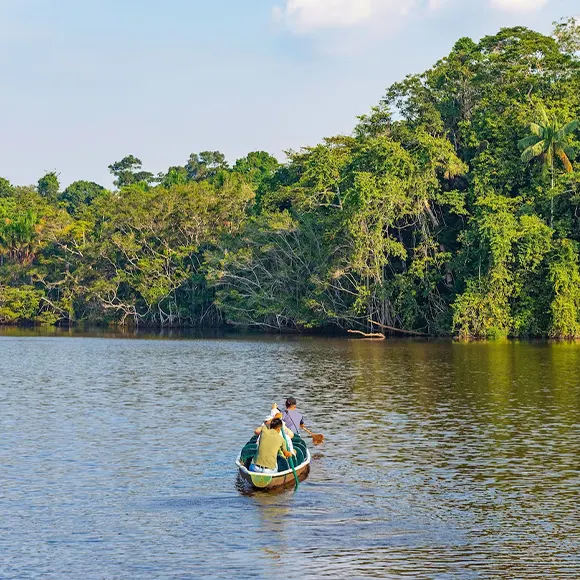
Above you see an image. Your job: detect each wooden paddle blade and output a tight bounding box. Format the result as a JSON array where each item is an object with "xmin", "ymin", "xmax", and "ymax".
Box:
[{"xmin": 311, "ymin": 433, "xmax": 324, "ymax": 445}]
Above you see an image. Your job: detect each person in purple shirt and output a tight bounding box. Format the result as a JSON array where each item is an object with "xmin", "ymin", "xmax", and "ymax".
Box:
[{"xmin": 281, "ymin": 397, "xmax": 306, "ymax": 435}]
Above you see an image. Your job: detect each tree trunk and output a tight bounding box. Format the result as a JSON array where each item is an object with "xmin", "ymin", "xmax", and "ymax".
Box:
[
  {"xmin": 368, "ymin": 318, "xmax": 428, "ymax": 336},
  {"xmin": 551, "ymin": 155, "xmax": 555, "ymax": 228},
  {"xmin": 347, "ymin": 330, "xmax": 385, "ymax": 339}
]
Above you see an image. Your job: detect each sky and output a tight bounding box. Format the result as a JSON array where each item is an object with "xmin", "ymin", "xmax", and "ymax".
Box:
[{"xmin": 0, "ymin": 0, "xmax": 577, "ymax": 188}]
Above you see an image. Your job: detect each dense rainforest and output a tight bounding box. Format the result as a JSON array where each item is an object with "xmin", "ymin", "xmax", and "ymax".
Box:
[{"xmin": 1, "ymin": 20, "xmax": 580, "ymax": 338}]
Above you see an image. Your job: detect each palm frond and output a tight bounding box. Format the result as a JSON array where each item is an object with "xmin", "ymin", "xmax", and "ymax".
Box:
[
  {"xmin": 556, "ymin": 119, "xmax": 579, "ymax": 141},
  {"xmin": 538, "ymin": 107, "xmax": 550, "ymax": 127},
  {"xmin": 556, "ymin": 147, "xmax": 573, "ymax": 173},
  {"xmin": 528, "ymin": 123, "xmax": 544, "ymax": 137},
  {"xmin": 518, "ymin": 135, "xmax": 540, "ymax": 150},
  {"xmin": 521, "ymin": 140, "xmax": 547, "ymax": 163}
]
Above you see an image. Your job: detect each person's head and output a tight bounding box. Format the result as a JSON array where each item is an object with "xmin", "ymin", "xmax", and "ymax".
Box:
[
  {"xmin": 265, "ymin": 408, "xmax": 282, "ymax": 423},
  {"xmin": 285, "ymin": 397, "xmax": 297, "ymax": 409},
  {"xmin": 270, "ymin": 417, "xmax": 283, "ymax": 431}
]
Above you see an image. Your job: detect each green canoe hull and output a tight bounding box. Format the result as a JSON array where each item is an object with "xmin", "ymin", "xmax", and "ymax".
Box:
[{"xmin": 236, "ymin": 450, "xmax": 311, "ymax": 490}]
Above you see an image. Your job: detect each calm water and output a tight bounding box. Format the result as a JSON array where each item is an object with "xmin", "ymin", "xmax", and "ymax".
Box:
[{"xmin": 1, "ymin": 331, "xmax": 579, "ymax": 579}]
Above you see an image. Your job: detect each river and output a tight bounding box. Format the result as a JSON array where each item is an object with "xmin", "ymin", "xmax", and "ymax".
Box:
[{"xmin": 1, "ymin": 331, "xmax": 579, "ymax": 578}]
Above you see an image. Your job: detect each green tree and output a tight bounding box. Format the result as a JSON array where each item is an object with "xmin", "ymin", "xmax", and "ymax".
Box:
[
  {"xmin": 0, "ymin": 177, "xmax": 13, "ymax": 198},
  {"xmin": 158, "ymin": 166, "xmax": 188, "ymax": 188},
  {"xmin": 553, "ymin": 17, "xmax": 580, "ymax": 54},
  {"xmin": 59, "ymin": 180, "xmax": 106, "ymax": 214},
  {"xmin": 64, "ymin": 175, "xmax": 254, "ymax": 326},
  {"xmin": 108, "ymin": 155, "xmax": 154, "ymax": 188},
  {"xmin": 37, "ymin": 171, "xmax": 60, "ymax": 201},
  {"xmin": 0, "ymin": 201, "xmax": 39, "ymax": 265},
  {"xmin": 0, "ymin": 285, "xmax": 44, "ymax": 324},
  {"xmin": 186, "ymin": 151, "xmax": 228, "ymax": 182},
  {"xmin": 519, "ymin": 108, "xmax": 578, "ymax": 224},
  {"xmin": 233, "ymin": 151, "xmax": 279, "ymax": 189},
  {"xmin": 548, "ymin": 239, "xmax": 580, "ymax": 338}
]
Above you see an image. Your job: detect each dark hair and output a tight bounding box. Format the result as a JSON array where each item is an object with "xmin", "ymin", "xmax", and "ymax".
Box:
[
  {"xmin": 285, "ymin": 397, "xmax": 297, "ymax": 408},
  {"xmin": 270, "ymin": 418, "xmax": 283, "ymax": 430}
]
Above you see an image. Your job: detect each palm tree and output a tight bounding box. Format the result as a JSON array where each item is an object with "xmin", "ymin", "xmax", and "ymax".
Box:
[
  {"xmin": 0, "ymin": 210, "xmax": 38, "ymax": 264},
  {"xmin": 519, "ymin": 108, "xmax": 578, "ymax": 226}
]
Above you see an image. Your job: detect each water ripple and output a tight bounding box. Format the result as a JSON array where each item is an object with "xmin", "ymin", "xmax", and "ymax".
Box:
[{"xmin": 1, "ymin": 335, "xmax": 580, "ymax": 578}]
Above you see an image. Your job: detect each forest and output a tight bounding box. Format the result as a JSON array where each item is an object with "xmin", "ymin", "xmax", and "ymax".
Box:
[{"xmin": 1, "ymin": 20, "xmax": 580, "ymax": 338}]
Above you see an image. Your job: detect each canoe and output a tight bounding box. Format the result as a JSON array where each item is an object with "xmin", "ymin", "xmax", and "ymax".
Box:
[{"xmin": 236, "ymin": 433, "xmax": 311, "ymax": 490}]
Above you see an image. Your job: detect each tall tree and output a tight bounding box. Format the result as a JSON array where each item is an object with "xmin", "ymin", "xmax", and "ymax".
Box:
[
  {"xmin": 553, "ymin": 16, "xmax": 580, "ymax": 55},
  {"xmin": 519, "ymin": 108, "xmax": 578, "ymax": 224},
  {"xmin": 186, "ymin": 151, "xmax": 228, "ymax": 182},
  {"xmin": 59, "ymin": 180, "xmax": 106, "ymax": 215},
  {"xmin": 108, "ymin": 155, "xmax": 154, "ymax": 188},
  {"xmin": 233, "ymin": 151, "xmax": 279, "ymax": 189},
  {"xmin": 37, "ymin": 171, "xmax": 60, "ymax": 201}
]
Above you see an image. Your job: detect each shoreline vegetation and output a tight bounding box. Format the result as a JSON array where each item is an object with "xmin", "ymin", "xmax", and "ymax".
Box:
[{"xmin": 1, "ymin": 20, "xmax": 580, "ymax": 339}]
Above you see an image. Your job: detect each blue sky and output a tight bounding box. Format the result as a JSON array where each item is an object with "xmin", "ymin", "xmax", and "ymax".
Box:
[{"xmin": 0, "ymin": 0, "xmax": 577, "ymax": 187}]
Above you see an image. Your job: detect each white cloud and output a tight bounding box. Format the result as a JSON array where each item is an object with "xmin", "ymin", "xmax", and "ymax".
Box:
[
  {"xmin": 274, "ymin": 0, "xmax": 553, "ymax": 35},
  {"xmin": 489, "ymin": 0, "xmax": 549, "ymax": 13},
  {"xmin": 428, "ymin": 0, "xmax": 449, "ymax": 10},
  {"xmin": 274, "ymin": 0, "xmax": 421, "ymax": 34}
]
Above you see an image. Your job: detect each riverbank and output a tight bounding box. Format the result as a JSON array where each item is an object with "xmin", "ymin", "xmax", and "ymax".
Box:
[{"xmin": 3, "ymin": 324, "xmax": 580, "ymax": 346}]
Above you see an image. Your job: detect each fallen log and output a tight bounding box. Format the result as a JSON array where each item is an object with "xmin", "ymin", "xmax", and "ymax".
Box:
[
  {"xmin": 348, "ymin": 329, "xmax": 386, "ymax": 339},
  {"xmin": 367, "ymin": 319, "xmax": 428, "ymax": 337}
]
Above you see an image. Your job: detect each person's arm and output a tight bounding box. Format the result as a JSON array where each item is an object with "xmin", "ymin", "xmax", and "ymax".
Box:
[
  {"xmin": 279, "ymin": 437, "xmax": 292, "ymax": 458},
  {"xmin": 254, "ymin": 425, "xmax": 263, "ymax": 435},
  {"xmin": 283, "ymin": 426, "xmax": 297, "ymax": 454}
]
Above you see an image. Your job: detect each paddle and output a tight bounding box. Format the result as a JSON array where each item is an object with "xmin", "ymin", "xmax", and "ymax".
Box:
[
  {"xmin": 279, "ymin": 405, "xmax": 324, "ymax": 445},
  {"xmin": 302, "ymin": 425, "xmax": 324, "ymax": 445}
]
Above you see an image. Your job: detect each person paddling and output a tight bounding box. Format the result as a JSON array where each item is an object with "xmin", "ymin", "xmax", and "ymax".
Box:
[
  {"xmin": 281, "ymin": 397, "xmax": 306, "ymax": 435},
  {"xmin": 281, "ymin": 396, "xmax": 324, "ymax": 444},
  {"xmin": 250, "ymin": 418, "xmax": 293, "ymax": 474}
]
